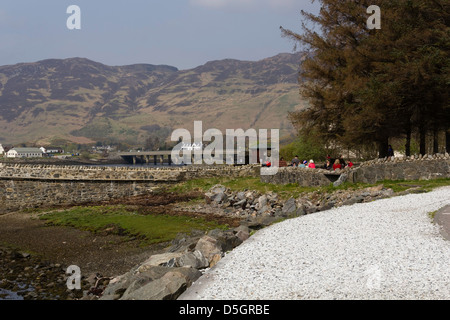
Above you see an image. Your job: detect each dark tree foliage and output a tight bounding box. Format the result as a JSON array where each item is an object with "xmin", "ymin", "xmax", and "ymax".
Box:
[{"xmin": 282, "ymin": 0, "xmax": 449, "ymax": 157}]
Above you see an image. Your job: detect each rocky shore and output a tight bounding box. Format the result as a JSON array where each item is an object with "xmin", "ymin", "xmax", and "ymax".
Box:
[
  {"xmin": 0, "ymin": 182, "xmax": 433, "ymax": 300},
  {"xmin": 97, "ymin": 182, "xmax": 419, "ymax": 300}
]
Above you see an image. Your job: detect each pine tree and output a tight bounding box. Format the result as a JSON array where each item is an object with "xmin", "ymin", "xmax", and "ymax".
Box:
[{"xmin": 282, "ymin": 0, "xmax": 449, "ymax": 157}]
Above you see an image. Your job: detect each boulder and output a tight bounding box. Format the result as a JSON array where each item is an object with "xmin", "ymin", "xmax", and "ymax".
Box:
[
  {"xmin": 167, "ymin": 231, "xmax": 203, "ymax": 253},
  {"xmin": 233, "ymin": 199, "xmax": 247, "ymax": 209},
  {"xmin": 195, "ymin": 235, "xmax": 223, "ymax": 267},
  {"xmin": 174, "ymin": 250, "xmax": 209, "ymax": 269},
  {"xmin": 281, "ymin": 198, "xmax": 297, "ymax": 216},
  {"xmin": 120, "ymin": 268, "xmax": 202, "ymax": 300},
  {"xmin": 138, "ymin": 252, "xmax": 184, "ymax": 271},
  {"xmin": 100, "ymin": 266, "xmax": 171, "ymax": 300},
  {"xmin": 333, "ymin": 173, "xmax": 348, "ymax": 187},
  {"xmin": 208, "ymin": 229, "xmax": 243, "ymax": 252},
  {"xmin": 205, "ymin": 184, "xmax": 228, "ymax": 204},
  {"xmin": 257, "ymin": 195, "xmax": 268, "ymax": 209},
  {"xmin": 236, "ymin": 192, "xmax": 246, "ymax": 201},
  {"xmin": 234, "ymin": 225, "xmax": 250, "ymax": 242}
]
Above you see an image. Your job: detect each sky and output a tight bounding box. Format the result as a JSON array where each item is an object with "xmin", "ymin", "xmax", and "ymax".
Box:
[{"xmin": 0, "ymin": 0, "xmax": 320, "ymax": 70}]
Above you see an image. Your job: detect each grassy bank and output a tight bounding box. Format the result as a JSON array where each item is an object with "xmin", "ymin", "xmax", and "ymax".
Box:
[
  {"xmin": 168, "ymin": 176, "xmax": 450, "ymax": 199},
  {"xmin": 35, "ymin": 177, "xmax": 450, "ymax": 246},
  {"xmin": 39, "ymin": 205, "xmax": 228, "ymax": 246}
]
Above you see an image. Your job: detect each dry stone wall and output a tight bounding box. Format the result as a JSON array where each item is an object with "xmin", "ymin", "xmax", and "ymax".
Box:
[
  {"xmin": 260, "ymin": 167, "xmax": 339, "ymax": 186},
  {"xmin": 348, "ymin": 154, "xmax": 450, "ymax": 184},
  {"xmin": 261, "ymin": 153, "xmax": 450, "ymax": 186},
  {"xmin": 0, "ymin": 163, "xmax": 259, "ymax": 214}
]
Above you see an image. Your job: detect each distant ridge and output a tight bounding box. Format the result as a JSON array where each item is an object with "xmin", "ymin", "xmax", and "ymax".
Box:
[{"xmin": 0, "ymin": 52, "xmax": 307, "ymax": 145}]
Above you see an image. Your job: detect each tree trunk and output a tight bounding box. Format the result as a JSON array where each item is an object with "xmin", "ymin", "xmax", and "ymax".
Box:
[
  {"xmin": 446, "ymin": 130, "xmax": 450, "ymax": 154},
  {"xmin": 405, "ymin": 120, "xmax": 411, "ymax": 157},
  {"xmin": 419, "ymin": 124, "xmax": 426, "ymax": 155},
  {"xmin": 433, "ymin": 128, "xmax": 439, "ymax": 154},
  {"xmin": 377, "ymin": 136, "xmax": 388, "ymax": 158}
]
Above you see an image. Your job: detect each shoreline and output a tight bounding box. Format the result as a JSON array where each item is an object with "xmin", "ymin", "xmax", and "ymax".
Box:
[{"xmin": 1, "ymin": 180, "xmax": 449, "ymax": 300}]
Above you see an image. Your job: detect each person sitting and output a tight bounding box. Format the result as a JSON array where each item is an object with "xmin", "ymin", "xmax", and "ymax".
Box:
[
  {"xmin": 261, "ymin": 160, "xmax": 271, "ymax": 167},
  {"xmin": 299, "ymin": 160, "xmax": 307, "ymax": 168},
  {"xmin": 291, "ymin": 156, "xmax": 300, "ymax": 167},
  {"xmin": 323, "ymin": 159, "xmax": 332, "ymax": 170},
  {"xmin": 333, "ymin": 159, "xmax": 342, "ymax": 171},
  {"xmin": 347, "ymin": 160, "xmax": 354, "ymax": 168},
  {"xmin": 387, "ymin": 145, "xmax": 394, "ymax": 159},
  {"xmin": 308, "ymin": 159, "xmax": 316, "ymax": 168}
]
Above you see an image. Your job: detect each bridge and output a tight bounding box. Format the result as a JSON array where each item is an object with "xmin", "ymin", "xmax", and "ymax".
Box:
[
  {"xmin": 118, "ymin": 150, "xmax": 254, "ymax": 165},
  {"xmin": 119, "ymin": 151, "xmax": 176, "ymax": 165}
]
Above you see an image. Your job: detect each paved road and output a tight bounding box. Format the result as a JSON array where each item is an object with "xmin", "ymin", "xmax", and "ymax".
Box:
[{"xmin": 435, "ymin": 205, "xmax": 450, "ymax": 241}]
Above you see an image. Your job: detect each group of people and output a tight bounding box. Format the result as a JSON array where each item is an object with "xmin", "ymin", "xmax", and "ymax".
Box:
[
  {"xmin": 289, "ymin": 155, "xmax": 353, "ymax": 171},
  {"xmin": 289, "ymin": 156, "xmax": 316, "ymax": 168}
]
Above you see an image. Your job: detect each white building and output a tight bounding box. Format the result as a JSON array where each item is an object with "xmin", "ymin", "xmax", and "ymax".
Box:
[
  {"xmin": 6, "ymin": 147, "xmax": 43, "ymax": 158},
  {"xmin": 0, "ymin": 144, "xmax": 4, "ymax": 155},
  {"xmin": 40, "ymin": 146, "xmax": 64, "ymax": 154}
]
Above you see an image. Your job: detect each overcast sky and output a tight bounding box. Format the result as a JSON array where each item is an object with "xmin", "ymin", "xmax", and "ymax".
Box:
[{"xmin": 0, "ymin": 0, "xmax": 320, "ymax": 70}]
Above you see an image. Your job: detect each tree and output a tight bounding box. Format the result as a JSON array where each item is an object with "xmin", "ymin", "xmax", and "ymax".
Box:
[
  {"xmin": 282, "ymin": 0, "xmax": 449, "ymax": 157},
  {"xmin": 145, "ymin": 136, "xmax": 161, "ymax": 151}
]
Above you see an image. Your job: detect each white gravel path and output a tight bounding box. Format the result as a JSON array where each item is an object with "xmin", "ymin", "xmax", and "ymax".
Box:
[{"xmin": 179, "ymin": 186, "xmax": 450, "ymax": 300}]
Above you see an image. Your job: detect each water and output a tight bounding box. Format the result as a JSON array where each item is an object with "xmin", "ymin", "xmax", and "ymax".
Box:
[
  {"xmin": 0, "ymin": 288, "xmax": 24, "ymax": 300},
  {"xmin": 0, "ymin": 282, "xmax": 33, "ymax": 300}
]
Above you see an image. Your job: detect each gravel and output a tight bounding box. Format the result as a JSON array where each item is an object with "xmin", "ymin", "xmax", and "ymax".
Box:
[{"xmin": 179, "ymin": 186, "xmax": 450, "ymax": 300}]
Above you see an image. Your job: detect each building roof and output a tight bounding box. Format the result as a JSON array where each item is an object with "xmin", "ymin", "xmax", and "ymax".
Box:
[{"xmin": 9, "ymin": 148, "xmax": 43, "ymax": 153}]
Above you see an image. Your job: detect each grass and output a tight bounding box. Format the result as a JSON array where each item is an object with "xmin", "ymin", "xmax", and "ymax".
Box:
[
  {"xmin": 39, "ymin": 205, "xmax": 228, "ymax": 245},
  {"xmin": 34, "ymin": 177, "xmax": 450, "ymax": 246},
  {"xmin": 168, "ymin": 176, "xmax": 321, "ymax": 200},
  {"xmin": 168, "ymin": 176, "xmax": 450, "ymax": 200},
  {"xmin": 428, "ymin": 210, "xmax": 437, "ymax": 220}
]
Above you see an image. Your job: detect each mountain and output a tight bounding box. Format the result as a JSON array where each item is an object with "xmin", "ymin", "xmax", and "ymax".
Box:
[{"xmin": 0, "ymin": 53, "xmax": 307, "ymax": 146}]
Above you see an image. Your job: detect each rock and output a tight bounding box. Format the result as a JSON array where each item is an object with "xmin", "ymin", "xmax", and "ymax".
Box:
[
  {"xmin": 257, "ymin": 195, "xmax": 268, "ymax": 209},
  {"xmin": 195, "ymin": 236, "xmax": 223, "ymax": 267},
  {"xmin": 99, "ymin": 271, "xmax": 135, "ymax": 300},
  {"xmin": 333, "ymin": 174, "xmax": 348, "ymax": 187},
  {"xmin": 242, "ymin": 215, "xmax": 280, "ymax": 229},
  {"xmin": 342, "ymin": 195, "xmax": 365, "ymax": 206},
  {"xmin": 208, "ymin": 229, "xmax": 243, "ymax": 252},
  {"xmin": 235, "ymin": 229, "xmax": 250, "ymax": 242},
  {"xmin": 236, "ymin": 192, "xmax": 246, "ymax": 201},
  {"xmin": 281, "ymin": 198, "xmax": 297, "ymax": 215},
  {"xmin": 168, "ymin": 231, "xmax": 203, "ymax": 253},
  {"xmin": 209, "ymin": 254, "xmax": 222, "ymax": 268},
  {"xmin": 174, "ymin": 250, "xmax": 209, "ymax": 269},
  {"xmin": 234, "ymin": 225, "xmax": 250, "ymax": 242},
  {"xmin": 120, "ymin": 268, "xmax": 202, "ymax": 300},
  {"xmin": 138, "ymin": 253, "xmax": 185, "ymax": 270},
  {"xmin": 101, "ymin": 266, "xmax": 174, "ymax": 300},
  {"xmin": 213, "ymin": 192, "xmax": 227, "ymax": 204},
  {"xmin": 233, "ymin": 199, "xmax": 247, "ymax": 208},
  {"xmin": 209, "ymin": 184, "xmax": 227, "ymax": 194}
]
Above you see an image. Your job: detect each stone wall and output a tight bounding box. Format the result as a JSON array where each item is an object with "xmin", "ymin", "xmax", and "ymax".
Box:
[
  {"xmin": 260, "ymin": 167, "xmax": 340, "ymax": 187},
  {"xmin": 348, "ymin": 154, "xmax": 450, "ymax": 184},
  {"xmin": 0, "ymin": 163, "xmax": 259, "ymax": 214},
  {"xmin": 0, "ymin": 179, "xmax": 161, "ymax": 214},
  {"xmin": 260, "ymin": 154, "xmax": 450, "ymax": 186},
  {"xmin": 0, "ymin": 163, "xmax": 259, "ymax": 181}
]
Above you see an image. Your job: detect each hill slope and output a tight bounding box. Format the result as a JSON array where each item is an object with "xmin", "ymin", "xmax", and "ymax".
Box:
[{"xmin": 0, "ymin": 53, "xmax": 306, "ymax": 146}]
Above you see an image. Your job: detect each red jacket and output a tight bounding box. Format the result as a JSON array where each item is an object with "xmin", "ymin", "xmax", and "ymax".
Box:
[{"xmin": 333, "ymin": 164, "xmax": 341, "ymax": 170}]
